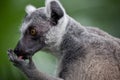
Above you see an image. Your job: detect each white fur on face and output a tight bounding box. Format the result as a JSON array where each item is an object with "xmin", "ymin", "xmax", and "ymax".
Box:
[
  {"xmin": 45, "ymin": 0, "xmax": 68, "ymax": 53},
  {"xmin": 25, "ymin": 5, "xmax": 36, "ymax": 15},
  {"xmin": 21, "ymin": 5, "xmax": 36, "ymax": 33},
  {"xmin": 20, "ymin": 20, "xmax": 32, "ymax": 34},
  {"xmin": 45, "ymin": 14, "xmax": 69, "ymax": 52}
]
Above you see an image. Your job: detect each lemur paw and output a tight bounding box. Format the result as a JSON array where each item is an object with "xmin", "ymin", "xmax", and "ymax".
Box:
[
  {"xmin": 7, "ymin": 49, "xmax": 36, "ymax": 70},
  {"xmin": 7, "ymin": 49, "xmax": 27, "ymax": 67}
]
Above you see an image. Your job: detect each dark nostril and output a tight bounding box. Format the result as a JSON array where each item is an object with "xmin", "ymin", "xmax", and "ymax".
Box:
[
  {"xmin": 14, "ymin": 48, "xmax": 19, "ymax": 54},
  {"xmin": 14, "ymin": 41, "xmax": 23, "ymax": 55}
]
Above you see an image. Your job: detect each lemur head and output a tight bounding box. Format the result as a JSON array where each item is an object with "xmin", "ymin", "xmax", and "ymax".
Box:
[{"xmin": 14, "ymin": 0, "xmax": 68, "ymax": 59}]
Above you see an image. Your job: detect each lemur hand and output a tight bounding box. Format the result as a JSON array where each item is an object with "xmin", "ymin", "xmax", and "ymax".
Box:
[{"xmin": 7, "ymin": 49, "xmax": 36, "ymax": 72}]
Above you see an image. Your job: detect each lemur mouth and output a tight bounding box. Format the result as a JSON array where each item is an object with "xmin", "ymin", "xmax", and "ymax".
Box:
[
  {"xmin": 17, "ymin": 54, "xmax": 30, "ymax": 60},
  {"xmin": 17, "ymin": 53, "xmax": 30, "ymax": 60},
  {"xmin": 14, "ymin": 50, "xmax": 32, "ymax": 60}
]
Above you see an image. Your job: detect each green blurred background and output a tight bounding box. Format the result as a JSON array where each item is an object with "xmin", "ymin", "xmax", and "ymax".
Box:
[{"xmin": 0, "ymin": 0, "xmax": 120, "ymax": 80}]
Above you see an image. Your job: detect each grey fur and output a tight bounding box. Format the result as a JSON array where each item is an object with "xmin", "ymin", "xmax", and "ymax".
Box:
[{"xmin": 7, "ymin": 0, "xmax": 120, "ymax": 80}]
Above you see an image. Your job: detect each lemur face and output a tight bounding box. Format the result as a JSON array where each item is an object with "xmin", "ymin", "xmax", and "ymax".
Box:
[
  {"xmin": 14, "ymin": 8, "xmax": 49, "ymax": 59},
  {"xmin": 14, "ymin": 0, "xmax": 67, "ymax": 59}
]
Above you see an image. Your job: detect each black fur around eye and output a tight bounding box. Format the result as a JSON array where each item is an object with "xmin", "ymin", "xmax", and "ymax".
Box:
[{"xmin": 29, "ymin": 28, "xmax": 37, "ymax": 36}]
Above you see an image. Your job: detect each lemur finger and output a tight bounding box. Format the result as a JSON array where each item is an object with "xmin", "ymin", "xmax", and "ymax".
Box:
[
  {"xmin": 28, "ymin": 56, "xmax": 36, "ymax": 68},
  {"xmin": 7, "ymin": 49, "xmax": 25, "ymax": 64},
  {"xmin": 28, "ymin": 56, "xmax": 32, "ymax": 64},
  {"xmin": 7, "ymin": 49, "xmax": 17, "ymax": 62}
]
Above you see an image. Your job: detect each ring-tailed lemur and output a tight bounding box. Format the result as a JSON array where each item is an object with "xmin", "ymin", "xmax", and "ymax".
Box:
[{"xmin": 7, "ymin": 0, "xmax": 120, "ymax": 80}]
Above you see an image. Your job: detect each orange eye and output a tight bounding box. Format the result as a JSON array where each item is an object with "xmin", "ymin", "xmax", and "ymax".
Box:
[{"xmin": 30, "ymin": 28, "xmax": 37, "ymax": 36}]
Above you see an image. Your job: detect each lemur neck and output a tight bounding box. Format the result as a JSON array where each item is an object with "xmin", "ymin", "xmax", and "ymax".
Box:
[
  {"xmin": 45, "ymin": 15, "xmax": 86, "ymax": 58},
  {"xmin": 45, "ymin": 14, "xmax": 68, "ymax": 57},
  {"xmin": 59, "ymin": 16, "xmax": 86, "ymax": 57}
]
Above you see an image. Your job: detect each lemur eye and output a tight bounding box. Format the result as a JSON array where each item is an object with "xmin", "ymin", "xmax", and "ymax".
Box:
[{"xmin": 30, "ymin": 28, "xmax": 37, "ymax": 36}]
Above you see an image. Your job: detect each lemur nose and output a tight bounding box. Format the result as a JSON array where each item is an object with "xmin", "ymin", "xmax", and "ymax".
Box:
[
  {"xmin": 14, "ymin": 48, "xmax": 19, "ymax": 54},
  {"xmin": 14, "ymin": 41, "xmax": 22, "ymax": 55},
  {"xmin": 14, "ymin": 47, "xmax": 22, "ymax": 56}
]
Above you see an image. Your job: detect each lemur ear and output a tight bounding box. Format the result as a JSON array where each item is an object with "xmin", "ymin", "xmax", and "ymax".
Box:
[
  {"xmin": 45, "ymin": 0, "xmax": 66, "ymax": 25},
  {"xmin": 25, "ymin": 5, "xmax": 36, "ymax": 15}
]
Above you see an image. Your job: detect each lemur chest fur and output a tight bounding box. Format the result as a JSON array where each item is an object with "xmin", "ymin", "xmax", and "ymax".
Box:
[{"xmin": 55, "ymin": 19, "xmax": 120, "ymax": 79}]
